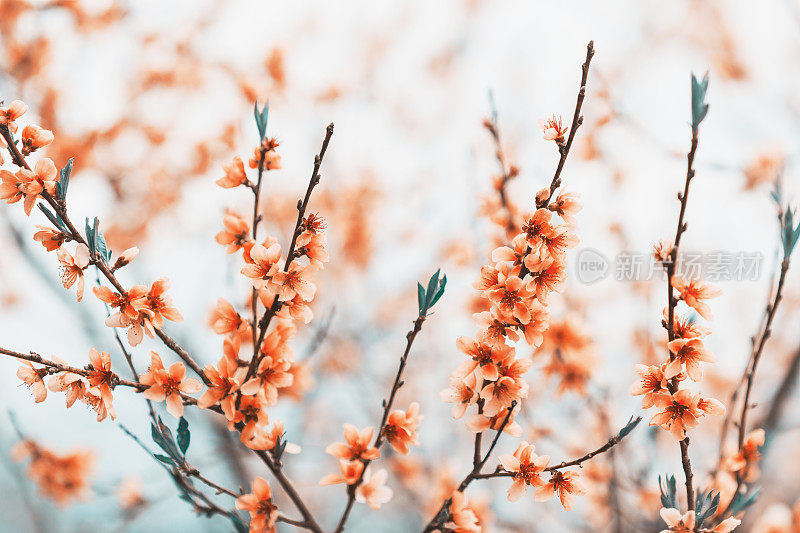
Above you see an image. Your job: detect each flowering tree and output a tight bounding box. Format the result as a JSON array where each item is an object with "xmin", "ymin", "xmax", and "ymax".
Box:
[{"xmin": 2, "ymin": 7, "xmax": 800, "ymax": 531}]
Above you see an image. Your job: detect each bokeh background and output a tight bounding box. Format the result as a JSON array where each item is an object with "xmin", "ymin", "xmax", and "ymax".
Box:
[{"xmin": 2, "ymin": 0, "xmax": 800, "ymax": 531}]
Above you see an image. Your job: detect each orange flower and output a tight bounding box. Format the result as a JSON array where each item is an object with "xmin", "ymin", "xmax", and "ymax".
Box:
[
  {"xmin": 649, "ymin": 389, "xmax": 700, "ymax": 440},
  {"xmin": 21, "ymin": 124, "xmax": 54, "ymax": 155},
  {"xmin": 535, "ymin": 470, "xmax": 586, "ymax": 510},
  {"xmin": 473, "ymin": 308, "xmax": 520, "ymax": 346},
  {"xmin": 17, "ymin": 158, "xmax": 58, "ymax": 215},
  {"xmin": 516, "ymin": 303, "xmax": 550, "ymax": 347},
  {"xmin": 140, "ymin": 352, "xmax": 202, "ymax": 417},
  {"xmin": 57, "ymin": 243, "xmax": 90, "ymax": 301},
  {"xmin": 714, "ymin": 517, "xmax": 741, "ymax": 532},
  {"xmin": 446, "ymin": 491, "xmax": 482, "ymax": 533},
  {"xmin": 297, "ymin": 213, "xmax": 326, "ymax": 247},
  {"xmin": 548, "ymin": 190, "xmax": 582, "ymax": 224},
  {"xmin": 198, "ymin": 353, "xmax": 246, "ymax": 416},
  {"xmin": 247, "ymin": 419, "xmax": 300, "ymax": 453},
  {"xmin": 85, "ymin": 348, "xmax": 116, "ymax": 420},
  {"xmin": 524, "ymin": 253, "xmax": 565, "ymax": 304},
  {"xmin": 473, "ymin": 264, "xmax": 500, "ymax": 293},
  {"xmin": 274, "ymin": 292, "xmax": 314, "ymax": 323},
  {"xmin": 498, "ymin": 441, "xmax": 549, "ymax": 501},
  {"xmin": 268, "ymin": 263, "xmax": 316, "ymax": 302},
  {"xmin": 671, "ymin": 313, "xmax": 710, "ymax": 340},
  {"xmin": 241, "ymin": 242, "xmax": 282, "ymax": 289},
  {"xmin": 492, "ymin": 234, "xmax": 532, "ymax": 270},
  {"xmin": 480, "ymin": 375, "xmax": 524, "ymax": 417},
  {"xmin": 33, "ymin": 225, "xmax": 67, "ymax": 251},
  {"xmin": 466, "ymin": 405, "xmax": 522, "ymax": 437},
  {"xmin": 243, "ymin": 350, "xmax": 293, "ymax": 405},
  {"xmin": 12, "ymin": 439, "xmax": 93, "ymax": 506},
  {"xmin": 456, "ymin": 335, "xmax": 514, "ymax": 382},
  {"xmin": 671, "ymin": 276, "xmax": 721, "ymax": 320},
  {"xmin": 141, "ymin": 278, "xmax": 182, "ymax": 328},
  {"xmin": 326, "ymin": 424, "xmax": 380, "ymax": 461},
  {"xmin": 17, "ymin": 361, "xmax": 47, "ymax": 403},
  {"xmin": 106, "ymin": 308, "xmax": 156, "ymax": 347},
  {"xmin": 94, "ymin": 285, "xmax": 147, "ymax": 320},
  {"xmin": 726, "ymin": 428, "xmax": 765, "ymax": 481},
  {"xmin": 217, "ymin": 155, "xmax": 249, "ymax": 188},
  {"xmin": 296, "ymin": 224, "xmax": 329, "ymax": 268},
  {"xmin": 112, "ymin": 247, "xmax": 139, "ymax": 271},
  {"xmin": 81, "ymin": 389, "xmax": 111, "ymax": 422},
  {"xmin": 236, "ymin": 477, "xmax": 278, "ymax": 533},
  {"xmin": 440, "ymin": 371, "xmax": 480, "ymax": 419},
  {"xmin": 666, "ymin": 337, "xmax": 715, "ymax": 381},
  {"xmin": 488, "ymin": 272, "xmax": 534, "ymax": 324},
  {"xmin": 355, "ymin": 468, "xmax": 393, "ymax": 510},
  {"xmin": 0, "ymin": 169, "xmax": 25, "ymax": 206},
  {"xmin": 383, "ymin": 402, "xmax": 421, "ymax": 455},
  {"xmin": 539, "ymin": 115, "xmax": 568, "ymax": 142},
  {"xmin": 209, "ymin": 298, "xmax": 250, "ymax": 337},
  {"xmin": 630, "ymin": 364, "xmax": 671, "ymax": 409},
  {"xmin": 48, "ymin": 365, "xmax": 87, "ymax": 408},
  {"xmin": 520, "ymin": 209, "xmax": 555, "ymax": 250},
  {"xmin": 659, "ymin": 508, "xmax": 695, "ymax": 533},
  {"xmin": 540, "ymin": 224, "xmax": 579, "ymax": 260},
  {"xmin": 320, "ymin": 459, "xmax": 364, "ymax": 486},
  {"xmin": 248, "ymin": 141, "xmax": 281, "ymax": 170},
  {"xmin": 0, "ymin": 99, "xmax": 27, "ymax": 130},
  {"xmin": 229, "ymin": 392, "xmax": 270, "ymax": 443},
  {"xmin": 215, "ymin": 211, "xmax": 251, "ymax": 253}
]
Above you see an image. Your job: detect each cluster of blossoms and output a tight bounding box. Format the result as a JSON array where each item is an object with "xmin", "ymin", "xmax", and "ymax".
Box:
[
  {"xmin": 631, "ymin": 275, "xmax": 725, "ymax": 441},
  {"xmin": 438, "ymin": 120, "xmax": 586, "ymax": 514},
  {"xmin": 320, "ymin": 401, "xmax": 422, "ymax": 510},
  {"xmin": 1, "ymin": 97, "xmax": 336, "ymax": 532},
  {"xmin": 18, "ymin": 349, "xmax": 118, "ymax": 421},
  {"xmin": 11, "ymin": 438, "xmax": 93, "ymax": 506},
  {"xmin": 202, "ymin": 133, "xmax": 327, "ymax": 457}
]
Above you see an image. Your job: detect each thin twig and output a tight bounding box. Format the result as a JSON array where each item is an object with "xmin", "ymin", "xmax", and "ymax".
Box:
[
  {"xmin": 663, "ymin": 120, "xmax": 700, "ymax": 511},
  {"xmin": 333, "ymin": 312, "xmax": 428, "ymax": 532},
  {"xmin": 246, "ymin": 123, "xmax": 334, "ymax": 380}
]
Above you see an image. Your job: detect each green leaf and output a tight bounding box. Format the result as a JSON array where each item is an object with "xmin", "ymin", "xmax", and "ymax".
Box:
[
  {"xmin": 56, "ymin": 158, "xmax": 73, "ymax": 202},
  {"xmin": 84, "ymin": 218, "xmax": 95, "ymax": 256},
  {"xmin": 429, "ymin": 274, "xmax": 447, "ymax": 307},
  {"xmin": 659, "ymin": 474, "xmax": 677, "ymax": 509},
  {"xmin": 424, "ymin": 269, "xmax": 441, "ymax": 308},
  {"xmin": 617, "ymin": 415, "xmax": 642, "ymax": 439},
  {"xmin": 177, "ymin": 417, "xmax": 190, "ymax": 455},
  {"xmin": 691, "ymin": 72, "xmax": 710, "ymax": 132},
  {"xmin": 730, "ymin": 487, "xmax": 760, "ymax": 515},
  {"xmin": 38, "ymin": 204, "xmax": 68, "ymax": 233},
  {"xmin": 154, "ymin": 453, "xmax": 175, "ymax": 466},
  {"xmin": 254, "ymin": 101, "xmax": 269, "ymax": 140},
  {"xmin": 417, "ymin": 283, "xmax": 426, "ymax": 313},
  {"xmin": 151, "ymin": 418, "xmax": 182, "ymax": 460}
]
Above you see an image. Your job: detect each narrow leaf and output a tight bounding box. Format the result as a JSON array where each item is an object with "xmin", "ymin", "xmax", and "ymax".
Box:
[
  {"xmin": 177, "ymin": 417, "xmax": 190, "ymax": 455},
  {"xmin": 154, "ymin": 453, "xmax": 175, "ymax": 466}
]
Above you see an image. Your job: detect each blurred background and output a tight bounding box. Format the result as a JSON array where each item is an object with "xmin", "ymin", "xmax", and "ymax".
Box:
[{"xmin": 1, "ymin": 0, "xmax": 800, "ymax": 531}]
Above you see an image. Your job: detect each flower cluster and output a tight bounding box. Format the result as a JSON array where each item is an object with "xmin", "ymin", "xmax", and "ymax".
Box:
[
  {"xmin": 442, "ymin": 190, "xmax": 579, "ymax": 436},
  {"xmin": 201, "ymin": 130, "xmax": 328, "ymax": 455},
  {"xmin": 94, "ymin": 277, "xmax": 182, "ymax": 346},
  {"xmin": 11, "ymin": 438, "xmax": 93, "ymax": 506},
  {"xmin": 631, "ymin": 276, "xmax": 725, "ymax": 441},
  {"xmin": 17, "ymin": 349, "xmax": 119, "ymax": 421},
  {"xmin": 435, "ymin": 115, "xmax": 590, "ymax": 515}
]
